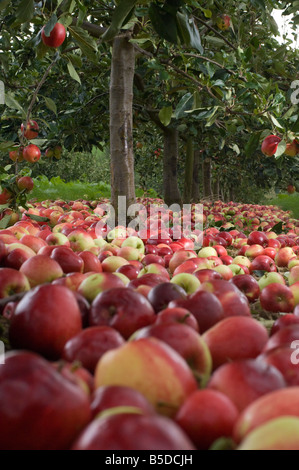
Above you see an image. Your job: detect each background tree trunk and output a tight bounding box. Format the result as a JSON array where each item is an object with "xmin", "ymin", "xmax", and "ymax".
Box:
[
  {"xmin": 191, "ymin": 149, "xmax": 201, "ymax": 202},
  {"xmin": 183, "ymin": 137, "xmax": 194, "ymax": 204},
  {"xmin": 203, "ymin": 158, "xmax": 212, "ymax": 199},
  {"xmin": 213, "ymin": 173, "xmax": 220, "ymax": 200},
  {"xmin": 110, "ymin": 34, "xmax": 136, "ymax": 221},
  {"xmin": 163, "ymin": 128, "xmax": 182, "ymax": 206}
]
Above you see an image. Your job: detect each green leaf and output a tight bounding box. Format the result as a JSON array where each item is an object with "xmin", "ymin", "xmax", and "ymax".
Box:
[
  {"xmin": 0, "ymin": 141, "xmax": 16, "ymax": 151},
  {"xmin": 148, "ymin": 3, "xmax": 178, "ymax": 44},
  {"xmin": 68, "ymin": 26, "xmax": 98, "ymax": 63},
  {"xmin": 29, "ymin": 139, "xmax": 47, "ymax": 146},
  {"xmin": 159, "ymin": 106, "xmax": 173, "ymax": 126},
  {"xmin": 36, "ymin": 40, "xmax": 49, "ymax": 60},
  {"xmin": 252, "ymin": 270, "xmax": 266, "ymax": 278},
  {"xmin": 27, "ymin": 214, "xmax": 50, "ymax": 223},
  {"xmin": 268, "ymin": 14, "xmax": 279, "ymax": 36},
  {"xmin": 275, "ymin": 140, "xmax": 287, "ymax": 158},
  {"xmin": 66, "ymin": 53, "xmax": 83, "ymax": 68},
  {"xmin": 43, "ymin": 14, "xmax": 58, "ymax": 37},
  {"xmin": 0, "ymin": 215, "xmax": 11, "ymax": 229},
  {"xmin": 15, "ymin": 0, "xmax": 34, "ymax": 23},
  {"xmin": 270, "ymin": 114, "xmax": 285, "ymax": 131},
  {"xmin": 176, "ymin": 11, "xmax": 203, "ymax": 53},
  {"xmin": 271, "ymin": 221, "xmax": 284, "ymax": 235},
  {"xmin": 5, "ymin": 92, "xmax": 26, "ymax": 117},
  {"xmin": 67, "ymin": 61, "xmax": 81, "ymax": 84},
  {"xmin": 102, "ymin": 0, "xmax": 138, "ymax": 42},
  {"xmin": 244, "ymin": 131, "xmax": 262, "ymax": 158},
  {"xmin": 175, "ymin": 92, "xmax": 193, "ymax": 118},
  {"xmin": 0, "ymin": 0, "xmax": 10, "ymax": 11},
  {"xmin": 43, "ymin": 96, "xmax": 57, "ymax": 115},
  {"xmin": 205, "ymin": 36, "xmax": 226, "ymax": 47},
  {"xmin": 203, "ymin": 9, "xmax": 212, "ymax": 18}
]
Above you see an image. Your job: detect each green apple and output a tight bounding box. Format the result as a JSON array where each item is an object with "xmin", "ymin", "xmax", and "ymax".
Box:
[
  {"xmin": 171, "ymin": 273, "xmax": 201, "ymax": 295},
  {"xmin": 198, "ymin": 247, "xmax": 218, "ymax": 258},
  {"xmin": 122, "ymin": 236, "xmax": 145, "ymax": 254},
  {"xmin": 258, "ymin": 272, "xmax": 285, "ymax": 291}
]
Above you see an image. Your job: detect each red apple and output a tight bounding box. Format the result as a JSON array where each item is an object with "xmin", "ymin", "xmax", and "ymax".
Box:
[
  {"xmin": 193, "ymin": 269, "xmax": 222, "ymax": 283},
  {"xmin": 229, "ymin": 274, "xmax": 260, "ymax": 303},
  {"xmin": 41, "ymin": 23, "xmax": 66, "ymax": 48},
  {"xmin": 169, "ymin": 289, "xmax": 224, "ymax": 333},
  {"xmin": 0, "ymin": 268, "xmax": 30, "ymax": 299},
  {"xmin": 20, "ymin": 120, "xmax": 39, "ymax": 139},
  {"xmin": 247, "ymin": 231, "xmax": 268, "ymax": 247},
  {"xmin": 275, "ymin": 247, "xmax": 295, "ymax": 267},
  {"xmin": 261, "ymin": 135, "xmax": 281, "ymax": 156},
  {"xmin": 91, "ymin": 385, "xmax": 155, "ymax": 418},
  {"xmin": 263, "ymin": 325, "xmax": 299, "ymax": 353},
  {"xmin": 142, "ymin": 254, "xmax": 165, "ymax": 267},
  {"xmin": 0, "ymin": 351, "xmax": 91, "ymax": 450},
  {"xmin": 23, "ymin": 144, "xmax": 41, "ymax": 163},
  {"xmin": 19, "ymin": 254, "xmax": 63, "ymax": 287},
  {"xmin": 250, "ymin": 255, "xmax": 277, "ymax": 272},
  {"xmin": 63, "ymin": 326, "xmax": 125, "ymax": 374},
  {"xmin": 132, "ymin": 322, "xmax": 212, "ymax": 386},
  {"xmin": 19, "ymin": 234, "xmax": 47, "ymax": 253},
  {"xmin": 89, "ymin": 287, "xmax": 156, "ymax": 339},
  {"xmin": 234, "ymin": 387, "xmax": 299, "ymax": 444},
  {"xmin": 147, "ymin": 282, "xmax": 187, "ymax": 313},
  {"xmin": 175, "ymin": 389, "xmax": 238, "ymax": 450},
  {"xmin": 17, "ymin": 176, "xmax": 34, "ymax": 192},
  {"xmin": 128, "ymin": 273, "xmax": 168, "ymax": 291},
  {"xmin": 9, "ymin": 284, "xmax": 82, "ymax": 359},
  {"xmin": 94, "ymin": 337, "xmax": 197, "ymax": 417},
  {"xmin": 155, "ymin": 307, "xmax": 199, "ymax": 332},
  {"xmin": 169, "ymin": 250, "xmax": 197, "ymax": 273},
  {"xmin": 79, "ymin": 251, "xmax": 102, "ymax": 273},
  {"xmin": 259, "ymin": 346, "xmax": 299, "ymax": 386},
  {"xmin": 270, "ymin": 314, "xmax": 299, "ymax": 336},
  {"xmin": 52, "ymin": 361, "xmax": 94, "ymax": 395},
  {"xmin": 72, "ymin": 413, "xmax": 195, "ymax": 450},
  {"xmin": 260, "ymin": 283, "xmax": 295, "ymax": 313},
  {"xmin": 116, "ymin": 264, "xmax": 140, "ymax": 280},
  {"xmin": 202, "ymin": 317, "xmax": 269, "ymax": 370},
  {"xmin": 200, "ymin": 279, "xmax": 251, "ymax": 318},
  {"xmin": 50, "ymin": 245, "xmax": 84, "ymax": 273},
  {"xmin": 208, "ymin": 359, "xmax": 286, "ymax": 412}
]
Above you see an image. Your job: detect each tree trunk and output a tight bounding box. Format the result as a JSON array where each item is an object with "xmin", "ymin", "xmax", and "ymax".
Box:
[
  {"xmin": 191, "ymin": 149, "xmax": 201, "ymax": 202},
  {"xmin": 229, "ymin": 186, "xmax": 235, "ymax": 202},
  {"xmin": 163, "ymin": 128, "xmax": 182, "ymax": 206},
  {"xmin": 213, "ymin": 173, "xmax": 220, "ymax": 200},
  {"xmin": 183, "ymin": 137, "xmax": 194, "ymax": 204},
  {"xmin": 203, "ymin": 158, "xmax": 212, "ymax": 199},
  {"xmin": 110, "ymin": 34, "xmax": 136, "ymax": 222}
]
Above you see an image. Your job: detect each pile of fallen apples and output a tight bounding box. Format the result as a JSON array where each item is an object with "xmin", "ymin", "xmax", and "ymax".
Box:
[{"xmin": 1, "ymin": 197, "xmax": 299, "ymax": 450}]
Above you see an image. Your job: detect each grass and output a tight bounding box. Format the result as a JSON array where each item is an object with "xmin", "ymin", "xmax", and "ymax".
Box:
[
  {"xmin": 30, "ymin": 176, "xmax": 158, "ymax": 202},
  {"xmin": 264, "ymin": 193, "xmax": 299, "ymax": 219},
  {"xmin": 30, "ymin": 176, "xmax": 111, "ymax": 201}
]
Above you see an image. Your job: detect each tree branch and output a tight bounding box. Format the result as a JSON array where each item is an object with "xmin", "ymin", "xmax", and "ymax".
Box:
[
  {"xmin": 194, "ymin": 15, "xmax": 237, "ymax": 51},
  {"xmin": 180, "ymin": 53, "xmax": 247, "ymax": 82},
  {"xmin": 71, "ymin": 18, "xmax": 106, "ymax": 38},
  {"xmin": 133, "ymin": 44, "xmax": 221, "ymax": 103},
  {"xmin": 22, "ymin": 56, "xmax": 59, "ymax": 139}
]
